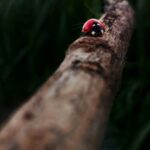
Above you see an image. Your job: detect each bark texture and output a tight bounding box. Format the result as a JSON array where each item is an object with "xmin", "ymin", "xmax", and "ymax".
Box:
[{"xmin": 0, "ymin": 0, "xmax": 134, "ymax": 150}]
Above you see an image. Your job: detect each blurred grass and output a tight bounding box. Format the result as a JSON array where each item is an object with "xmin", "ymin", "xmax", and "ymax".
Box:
[{"xmin": 0, "ymin": 0, "xmax": 149, "ymax": 150}]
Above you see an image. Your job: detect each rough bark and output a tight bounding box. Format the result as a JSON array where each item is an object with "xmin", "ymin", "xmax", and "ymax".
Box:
[{"xmin": 0, "ymin": 0, "xmax": 134, "ymax": 150}]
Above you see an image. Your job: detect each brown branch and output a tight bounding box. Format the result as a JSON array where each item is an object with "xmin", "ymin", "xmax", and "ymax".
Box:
[{"xmin": 0, "ymin": 1, "xmax": 134, "ymax": 150}]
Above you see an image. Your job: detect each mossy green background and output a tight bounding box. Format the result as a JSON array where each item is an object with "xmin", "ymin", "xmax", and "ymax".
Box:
[{"xmin": 0, "ymin": 0, "xmax": 149, "ymax": 149}]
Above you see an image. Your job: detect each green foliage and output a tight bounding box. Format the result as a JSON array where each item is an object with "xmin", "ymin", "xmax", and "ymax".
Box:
[{"xmin": 0, "ymin": 0, "xmax": 149, "ymax": 150}]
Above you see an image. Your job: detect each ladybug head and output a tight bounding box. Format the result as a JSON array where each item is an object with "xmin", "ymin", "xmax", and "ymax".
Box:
[{"xmin": 82, "ymin": 19, "xmax": 105, "ymax": 36}]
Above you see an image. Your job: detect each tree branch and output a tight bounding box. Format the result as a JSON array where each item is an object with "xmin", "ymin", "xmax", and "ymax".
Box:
[{"xmin": 0, "ymin": 1, "xmax": 134, "ymax": 150}]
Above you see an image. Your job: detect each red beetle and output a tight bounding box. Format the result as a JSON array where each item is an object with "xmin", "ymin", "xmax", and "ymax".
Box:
[{"xmin": 82, "ymin": 19, "xmax": 106, "ymax": 36}]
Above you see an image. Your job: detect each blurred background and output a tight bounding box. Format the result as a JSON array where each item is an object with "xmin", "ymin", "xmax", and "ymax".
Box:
[{"xmin": 0, "ymin": 0, "xmax": 149, "ymax": 149}]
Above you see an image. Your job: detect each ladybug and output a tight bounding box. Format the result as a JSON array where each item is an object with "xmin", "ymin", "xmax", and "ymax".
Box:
[{"xmin": 81, "ymin": 19, "xmax": 106, "ymax": 36}]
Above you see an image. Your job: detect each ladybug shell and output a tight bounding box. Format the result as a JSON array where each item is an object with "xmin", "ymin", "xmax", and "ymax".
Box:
[{"xmin": 82, "ymin": 19, "xmax": 105, "ymax": 33}]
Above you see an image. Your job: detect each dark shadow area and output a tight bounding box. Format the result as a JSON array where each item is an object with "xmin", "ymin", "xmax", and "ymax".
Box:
[{"xmin": 0, "ymin": 0, "xmax": 149, "ymax": 150}]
